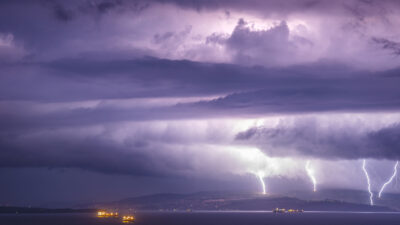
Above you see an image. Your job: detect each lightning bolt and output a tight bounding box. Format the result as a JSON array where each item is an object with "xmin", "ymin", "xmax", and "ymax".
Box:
[
  {"xmin": 305, "ymin": 160, "xmax": 317, "ymax": 192},
  {"xmin": 378, "ymin": 161, "xmax": 398, "ymax": 198},
  {"xmin": 257, "ymin": 172, "xmax": 266, "ymax": 195},
  {"xmin": 362, "ymin": 159, "xmax": 374, "ymax": 206}
]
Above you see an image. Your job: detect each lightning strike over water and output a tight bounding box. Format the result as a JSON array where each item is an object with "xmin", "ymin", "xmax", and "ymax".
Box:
[
  {"xmin": 362, "ymin": 159, "xmax": 374, "ymax": 206},
  {"xmin": 378, "ymin": 161, "xmax": 399, "ymax": 198},
  {"xmin": 305, "ymin": 160, "xmax": 317, "ymax": 192},
  {"xmin": 257, "ymin": 172, "xmax": 266, "ymax": 195}
]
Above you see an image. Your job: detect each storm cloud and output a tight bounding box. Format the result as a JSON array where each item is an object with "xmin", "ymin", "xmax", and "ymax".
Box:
[
  {"xmin": 235, "ymin": 116, "xmax": 400, "ymax": 160},
  {"xmin": 1, "ymin": 0, "xmax": 400, "ymax": 203}
]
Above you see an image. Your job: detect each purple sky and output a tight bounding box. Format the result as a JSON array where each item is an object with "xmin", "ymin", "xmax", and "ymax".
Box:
[{"xmin": 1, "ymin": 0, "xmax": 400, "ymax": 206}]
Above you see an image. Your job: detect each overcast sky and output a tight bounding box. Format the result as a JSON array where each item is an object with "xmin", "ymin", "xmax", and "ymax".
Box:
[{"xmin": 1, "ymin": 0, "xmax": 400, "ymax": 206}]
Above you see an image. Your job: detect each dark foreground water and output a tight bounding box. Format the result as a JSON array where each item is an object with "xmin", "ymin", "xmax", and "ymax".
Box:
[{"xmin": 1, "ymin": 211, "xmax": 400, "ymax": 225}]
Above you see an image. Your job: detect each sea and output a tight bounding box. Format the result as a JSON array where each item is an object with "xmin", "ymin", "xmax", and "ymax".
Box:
[{"xmin": 1, "ymin": 211, "xmax": 400, "ymax": 225}]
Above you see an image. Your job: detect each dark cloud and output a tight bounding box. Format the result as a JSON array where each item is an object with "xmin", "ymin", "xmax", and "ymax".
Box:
[
  {"xmin": 235, "ymin": 120, "xmax": 400, "ymax": 160},
  {"xmin": 53, "ymin": 4, "xmax": 74, "ymax": 22},
  {"xmin": 194, "ymin": 76, "xmax": 400, "ymax": 114},
  {"xmin": 0, "ymin": 0, "xmax": 398, "ymax": 69},
  {"xmin": 205, "ymin": 33, "xmax": 228, "ymax": 45},
  {"xmin": 154, "ymin": 32, "xmax": 175, "ymax": 44},
  {"xmin": 368, "ymin": 123, "xmax": 400, "ymax": 156},
  {"xmin": 33, "ymin": 0, "xmax": 399, "ymax": 19},
  {"xmin": 227, "ymin": 19, "xmax": 289, "ymax": 65},
  {"xmin": 46, "ymin": 0, "xmax": 143, "ymax": 19},
  {"xmin": 372, "ymin": 37, "xmax": 400, "ymax": 55},
  {"xmin": 154, "ymin": 0, "xmax": 400, "ymax": 17},
  {"xmin": 0, "ymin": 57, "xmax": 267, "ymax": 101},
  {"xmin": 0, "ymin": 58, "xmax": 399, "ymax": 133},
  {"xmin": 2, "ymin": 57, "xmax": 399, "ymax": 102},
  {"xmin": 153, "ymin": 0, "xmax": 325, "ymax": 12},
  {"xmin": 153, "ymin": 26, "xmax": 192, "ymax": 50},
  {"xmin": 224, "ymin": 19, "xmax": 315, "ymax": 66},
  {"xmin": 0, "ymin": 127, "xmax": 194, "ymax": 177},
  {"xmin": 0, "ymin": 0, "xmax": 149, "ymax": 57},
  {"xmin": 96, "ymin": 0, "xmax": 121, "ymax": 14}
]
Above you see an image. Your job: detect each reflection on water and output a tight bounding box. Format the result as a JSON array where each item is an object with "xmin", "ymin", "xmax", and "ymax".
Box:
[{"xmin": 1, "ymin": 211, "xmax": 400, "ymax": 225}]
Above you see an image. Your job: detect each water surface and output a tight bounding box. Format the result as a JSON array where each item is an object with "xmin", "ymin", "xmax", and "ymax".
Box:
[{"xmin": 1, "ymin": 211, "xmax": 400, "ymax": 225}]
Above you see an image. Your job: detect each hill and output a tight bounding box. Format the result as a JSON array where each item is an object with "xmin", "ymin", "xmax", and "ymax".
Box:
[{"xmin": 88, "ymin": 192, "xmax": 395, "ymax": 212}]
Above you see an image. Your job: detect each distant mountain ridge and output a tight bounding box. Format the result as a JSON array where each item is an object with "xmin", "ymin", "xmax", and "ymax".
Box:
[
  {"xmin": 86, "ymin": 191, "xmax": 396, "ymax": 212},
  {"xmin": 0, "ymin": 207, "xmax": 96, "ymax": 214},
  {"xmin": 286, "ymin": 188, "xmax": 400, "ymax": 210}
]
